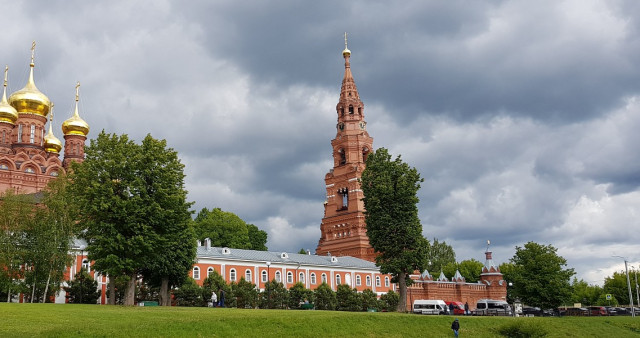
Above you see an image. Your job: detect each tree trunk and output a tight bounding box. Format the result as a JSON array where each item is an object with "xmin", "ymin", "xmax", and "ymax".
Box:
[
  {"xmin": 397, "ymin": 271, "xmax": 407, "ymax": 312},
  {"xmin": 42, "ymin": 269, "xmax": 52, "ymax": 303},
  {"xmin": 30, "ymin": 271, "xmax": 36, "ymax": 303},
  {"xmin": 159, "ymin": 277, "xmax": 170, "ymax": 306},
  {"xmin": 123, "ymin": 272, "xmax": 137, "ymax": 306},
  {"xmin": 6, "ymin": 288, "xmax": 10, "ymax": 303},
  {"xmin": 108, "ymin": 277, "xmax": 116, "ymax": 305}
]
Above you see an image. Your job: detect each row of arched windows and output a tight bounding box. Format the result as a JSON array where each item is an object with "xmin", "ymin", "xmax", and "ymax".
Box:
[{"xmin": 192, "ymin": 266, "xmax": 390, "ymax": 288}]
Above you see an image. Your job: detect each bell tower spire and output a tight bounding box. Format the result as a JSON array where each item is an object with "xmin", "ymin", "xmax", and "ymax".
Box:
[{"xmin": 316, "ymin": 34, "xmax": 375, "ymax": 261}]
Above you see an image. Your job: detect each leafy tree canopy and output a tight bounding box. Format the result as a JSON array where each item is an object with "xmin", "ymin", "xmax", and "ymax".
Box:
[
  {"xmin": 507, "ymin": 242, "xmax": 575, "ymax": 309},
  {"xmin": 443, "ymin": 259, "xmax": 483, "ymax": 283},
  {"xmin": 604, "ymin": 270, "xmax": 639, "ymax": 306},
  {"xmin": 361, "ymin": 147, "xmax": 428, "ymax": 312},
  {"xmin": 426, "ymin": 238, "xmax": 456, "ymax": 273},
  {"xmin": 194, "ymin": 208, "xmax": 268, "ymax": 251}
]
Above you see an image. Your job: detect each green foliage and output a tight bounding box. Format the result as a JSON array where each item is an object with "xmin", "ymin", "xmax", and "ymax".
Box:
[
  {"xmin": 496, "ymin": 320, "xmax": 549, "ymax": 338},
  {"xmin": 64, "ymin": 269, "xmax": 101, "ymax": 304},
  {"xmin": 313, "ymin": 282, "xmax": 336, "ymax": 310},
  {"xmin": 443, "ymin": 259, "xmax": 483, "ymax": 283},
  {"xmin": 604, "ymin": 270, "xmax": 638, "ymax": 306},
  {"xmin": 287, "ymin": 282, "xmax": 313, "ymax": 309},
  {"xmin": 173, "ymin": 278, "xmax": 203, "ymax": 307},
  {"xmin": 70, "ymin": 132, "xmax": 195, "ymax": 305},
  {"xmin": 379, "ymin": 290, "xmax": 400, "ymax": 312},
  {"xmin": 570, "ymin": 278, "xmax": 603, "ymax": 306},
  {"xmin": 297, "ymin": 248, "xmax": 307, "ymax": 254},
  {"xmin": 360, "ymin": 289, "xmax": 378, "ymax": 311},
  {"xmin": 202, "ymin": 271, "xmax": 231, "ymax": 307},
  {"xmin": 508, "ymin": 242, "xmax": 575, "ymax": 309},
  {"xmin": 361, "ymin": 147, "xmax": 428, "ymax": 311},
  {"xmin": 232, "ymin": 278, "xmax": 258, "ymax": 309},
  {"xmin": 194, "ymin": 208, "xmax": 268, "ymax": 251},
  {"xmin": 596, "ymin": 293, "xmax": 618, "ymax": 306},
  {"xmin": 259, "ymin": 280, "xmax": 288, "ymax": 309},
  {"xmin": 335, "ymin": 284, "xmax": 361, "ymax": 311},
  {"xmin": 426, "ymin": 238, "xmax": 456, "ymax": 273}
]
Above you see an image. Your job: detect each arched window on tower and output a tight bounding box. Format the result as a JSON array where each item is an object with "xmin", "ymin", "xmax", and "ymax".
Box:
[
  {"xmin": 348, "ymin": 105, "xmax": 354, "ymax": 114},
  {"xmin": 338, "ymin": 148, "xmax": 346, "ymax": 165},
  {"xmin": 29, "ymin": 124, "xmax": 35, "ymax": 144},
  {"xmin": 338, "ymin": 188, "xmax": 348, "ymax": 211},
  {"xmin": 2, "ymin": 130, "xmax": 5, "ymax": 144},
  {"xmin": 363, "ymin": 147, "xmax": 369, "ymax": 163},
  {"xmin": 18, "ymin": 124, "xmax": 22, "ymax": 142}
]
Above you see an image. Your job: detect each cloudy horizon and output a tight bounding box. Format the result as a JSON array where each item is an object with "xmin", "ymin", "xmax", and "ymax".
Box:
[{"xmin": 3, "ymin": 0, "xmax": 640, "ymax": 286}]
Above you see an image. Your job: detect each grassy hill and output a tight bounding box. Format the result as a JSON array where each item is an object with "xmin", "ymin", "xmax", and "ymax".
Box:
[{"xmin": 2, "ymin": 303, "xmax": 639, "ymax": 337}]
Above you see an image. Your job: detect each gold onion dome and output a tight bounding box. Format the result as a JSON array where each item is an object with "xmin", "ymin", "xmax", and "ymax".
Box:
[
  {"xmin": 8, "ymin": 42, "xmax": 51, "ymax": 117},
  {"xmin": 0, "ymin": 66, "xmax": 18, "ymax": 124},
  {"xmin": 342, "ymin": 32, "xmax": 351, "ymax": 57},
  {"xmin": 62, "ymin": 82, "xmax": 89, "ymax": 137},
  {"xmin": 43, "ymin": 106, "xmax": 62, "ymax": 153}
]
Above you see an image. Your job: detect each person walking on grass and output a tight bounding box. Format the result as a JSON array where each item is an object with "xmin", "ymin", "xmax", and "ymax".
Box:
[
  {"xmin": 211, "ymin": 291, "xmax": 217, "ymax": 308},
  {"xmin": 451, "ymin": 318, "xmax": 460, "ymax": 337}
]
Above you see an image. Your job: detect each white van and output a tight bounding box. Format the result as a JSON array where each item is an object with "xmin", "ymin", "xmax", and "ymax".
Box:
[
  {"xmin": 473, "ymin": 299, "xmax": 512, "ymax": 316},
  {"xmin": 413, "ymin": 300, "xmax": 450, "ymax": 315}
]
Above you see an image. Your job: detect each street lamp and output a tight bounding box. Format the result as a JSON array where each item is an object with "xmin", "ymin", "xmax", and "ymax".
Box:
[
  {"xmin": 633, "ymin": 266, "xmax": 640, "ymax": 313},
  {"xmin": 613, "ymin": 256, "xmax": 635, "ymax": 317},
  {"xmin": 266, "ymin": 261, "xmax": 271, "ymax": 309}
]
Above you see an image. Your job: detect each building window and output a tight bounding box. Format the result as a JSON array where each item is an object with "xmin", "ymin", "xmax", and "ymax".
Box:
[
  {"xmin": 2, "ymin": 130, "xmax": 5, "ymax": 143},
  {"xmin": 41, "ymin": 128, "xmax": 44, "ymax": 146},
  {"xmin": 193, "ymin": 267, "xmax": 200, "ymax": 280},
  {"xmin": 275, "ymin": 271, "xmax": 281, "ymax": 283},
  {"xmin": 366, "ymin": 276, "xmax": 371, "ymax": 286},
  {"xmin": 356, "ymin": 275, "xmax": 361, "ymax": 286},
  {"xmin": 245, "ymin": 269, "xmax": 252, "ymax": 283},
  {"xmin": 207, "ymin": 267, "xmax": 214, "ymax": 278},
  {"xmin": 338, "ymin": 187, "xmax": 348, "ymax": 210},
  {"xmin": 287, "ymin": 271, "xmax": 293, "ymax": 284},
  {"xmin": 385, "ymin": 276, "xmax": 390, "ymax": 287},
  {"xmin": 310, "ymin": 273, "xmax": 317, "ymax": 285},
  {"xmin": 349, "ymin": 105, "xmax": 354, "ymax": 114},
  {"xmin": 336, "ymin": 274, "xmax": 341, "ymax": 285},
  {"xmin": 230, "ymin": 269, "xmax": 237, "ymax": 282},
  {"xmin": 299, "ymin": 272, "xmax": 305, "ymax": 284},
  {"xmin": 321, "ymin": 273, "xmax": 327, "ymax": 284},
  {"xmin": 261, "ymin": 270, "xmax": 268, "ymax": 282},
  {"xmin": 0, "ymin": 164, "xmax": 8, "ymax": 170},
  {"xmin": 376, "ymin": 276, "xmax": 381, "ymax": 287},
  {"xmin": 18, "ymin": 124, "xmax": 22, "ymax": 142},
  {"xmin": 25, "ymin": 167, "xmax": 35, "ymax": 174},
  {"xmin": 50, "ymin": 171, "xmax": 58, "ymax": 177},
  {"xmin": 81, "ymin": 259, "xmax": 90, "ymax": 272},
  {"xmin": 338, "ymin": 149, "xmax": 346, "ymax": 165},
  {"xmin": 29, "ymin": 124, "xmax": 35, "ymax": 143}
]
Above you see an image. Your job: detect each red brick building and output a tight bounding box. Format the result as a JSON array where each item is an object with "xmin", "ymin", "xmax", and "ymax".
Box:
[{"xmin": 0, "ymin": 43, "xmax": 89, "ymax": 194}]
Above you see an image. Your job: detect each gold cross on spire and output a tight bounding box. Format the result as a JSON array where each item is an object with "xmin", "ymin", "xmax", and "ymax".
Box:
[
  {"xmin": 50, "ymin": 103, "xmax": 54, "ymax": 122},
  {"xmin": 344, "ymin": 32, "xmax": 348, "ymax": 50},
  {"xmin": 75, "ymin": 81, "xmax": 80, "ymax": 102},
  {"xmin": 31, "ymin": 41, "xmax": 36, "ymax": 64},
  {"xmin": 3, "ymin": 65, "xmax": 7, "ymax": 88}
]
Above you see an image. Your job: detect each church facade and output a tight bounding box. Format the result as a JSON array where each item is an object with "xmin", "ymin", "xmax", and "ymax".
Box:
[{"xmin": 0, "ymin": 43, "xmax": 89, "ymax": 194}]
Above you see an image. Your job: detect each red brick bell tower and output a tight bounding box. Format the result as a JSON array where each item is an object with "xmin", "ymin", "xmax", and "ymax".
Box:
[{"xmin": 316, "ymin": 34, "xmax": 375, "ymax": 261}]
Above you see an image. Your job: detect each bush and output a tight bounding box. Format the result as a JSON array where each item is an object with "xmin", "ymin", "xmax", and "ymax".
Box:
[
  {"xmin": 259, "ymin": 280, "xmax": 288, "ymax": 309},
  {"xmin": 313, "ymin": 282, "xmax": 336, "ymax": 310},
  {"xmin": 173, "ymin": 278, "xmax": 203, "ymax": 307},
  {"xmin": 232, "ymin": 278, "xmax": 258, "ymax": 309},
  {"xmin": 360, "ymin": 289, "xmax": 378, "ymax": 311},
  {"xmin": 287, "ymin": 282, "xmax": 313, "ymax": 309},
  {"xmin": 497, "ymin": 321, "xmax": 548, "ymax": 338},
  {"xmin": 336, "ymin": 284, "xmax": 361, "ymax": 311},
  {"xmin": 379, "ymin": 290, "xmax": 399, "ymax": 312},
  {"xmin": 64, "ymin": 269, "xmax": 101, "ymax": 304}
]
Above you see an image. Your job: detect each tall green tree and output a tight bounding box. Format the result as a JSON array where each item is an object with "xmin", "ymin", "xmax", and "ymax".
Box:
[
  {"xmin": 426, "ymin": 238, "xmax": 456, "ymax": 273},
  {"xmin": 443, "ymin": 259, "xmax": 483, "ymax": 283},
  {"xmin": 508, "ymin": 242, "xmax": 575, "ymax": 309},
  {"xmin": 604, "ymin": 270, "xmax": 638, "ymax": 306},
  {"xmin": 570, "ymin": 278, "xmax": 603, "ymax": 306},
  {"xmin": 361, "ymin": 147, "xmax": 428, "ymax": 312},
  {"xmin": 136, "ymin": 135, "xmax": 196, "ymax": 306},
  {"xmin": 194, "ymin": 208, "xmax": 268, "ymax": 251},
  {"xmin": 313, "ymin": 282, "xmax": 336, "ymax": 310},
  {"xmin": 0, "ymin": 191, "xmax": 33, "ymax": 302},
  {"xmin": 64, "ymin": 268, "xmax": 101, "ymax": 304},
  {"xmin": 70, "ymin": 132, "xmax": 195, "ymax": 305}
]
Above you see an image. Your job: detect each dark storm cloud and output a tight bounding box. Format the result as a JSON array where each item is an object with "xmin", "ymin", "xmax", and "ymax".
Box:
[{"xmin": 3, "ymin": 0, "xmax": 640, "ymax": 285}]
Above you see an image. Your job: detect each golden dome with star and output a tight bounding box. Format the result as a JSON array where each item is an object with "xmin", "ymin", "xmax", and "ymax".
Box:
[
  {"xmin": 62, "ymin": 82, "xmax": 89, "ymax": 137},
  {"xmin": 8, "ymin": 42, "xmax": 51, "ymax": 118}
]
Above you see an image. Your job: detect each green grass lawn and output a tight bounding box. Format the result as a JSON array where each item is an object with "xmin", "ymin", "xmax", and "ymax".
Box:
[{"xmin": 1, "ymin": 304, "xmax": 639, "ymax": 337}]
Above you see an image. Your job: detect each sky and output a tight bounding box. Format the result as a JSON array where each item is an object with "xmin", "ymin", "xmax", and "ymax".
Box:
[{"xmin": 2, "ymin": 0, "xmax": 640, "ymax": 286}]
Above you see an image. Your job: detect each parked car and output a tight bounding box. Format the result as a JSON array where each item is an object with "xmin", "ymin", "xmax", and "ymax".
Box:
[
  {"xmin": 564, "ymin": 307, "xmax": 589, "ymax": 316},
  {"xmin": 522, "ymin": 306, "xmax": 542, "ymax": 316},
  {"xmin": 445, "ymin": 301, "xmax": 466, "ymax": 315},
  {"xmin": 413, "ymin": 300, "xmax": 450, "ymax": 315},
  {"xmin": 587, "ymin": 306, "xmax": 607, "ymax": 316},
  {"xmin": 615, "ymin": 307, "xmax": 629, "ymax": 316},
  {"xmin": 605, "ymin": 307, "xmax": 618, "ymax": 316}
]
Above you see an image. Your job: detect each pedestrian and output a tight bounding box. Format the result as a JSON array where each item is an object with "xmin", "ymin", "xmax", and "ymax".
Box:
[
  {"xmin": 464, "ymin": 302, "xmax": 469, "ymax": 315},
  {"xmin": 219, "ymin": 289, "xmax": 225, "ymax": 308},
  {"xmin": 451, "ymin": 318, "xmax": 460, "ymax": 337},
  {"xmin": 211, "ymin": 291, "xmax": 217, "ymax": 308},
  {"xmin": 449, "ymin": 302, "xmax": 455, "ymax": 315}
]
